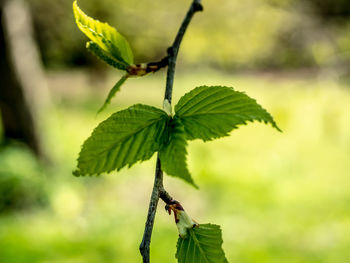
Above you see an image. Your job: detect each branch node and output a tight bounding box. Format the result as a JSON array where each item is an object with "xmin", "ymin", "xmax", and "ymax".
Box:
[
  {"xmin": 167, "ymin": 47, "xmax": 175, "ymax": 56},
  {"xmin": 159, "ymin": 187, "xmax": 173, "ymax": 204},
  {"xmin": 193, "ymin": 3, "xmax": 203, "ymax": 12}
]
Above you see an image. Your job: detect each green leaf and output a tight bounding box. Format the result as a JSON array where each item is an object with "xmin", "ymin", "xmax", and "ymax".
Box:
[
  {"xmin": 74, "ymin": 104, "xmax": 169, "ymax": 176},
  {"xmin": 175, "ymin": 86, "xmax": 281, "ymax": 141},
  {"xmin": 176, "ymin": 224, "xmax": 228, "ymax": 263},
  {"xmin": 73, "ymin": 0, "xmax": 134, "ymax": 66},
  {"xmin": 86, "ymin": 41, "xmax": 128, "ymax": 70},
  {"xmin": 159, "ymin": 118, "xmax": 197, "ymax": 188},
  {"xmin": 97, "ymin": 74, "xmax": 129, "ymax": 114}
]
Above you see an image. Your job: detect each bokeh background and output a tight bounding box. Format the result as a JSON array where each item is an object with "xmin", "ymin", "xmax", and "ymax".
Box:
[{"xmin": 1, "ymin": 0, "xmax": 350, "ymax": 262}]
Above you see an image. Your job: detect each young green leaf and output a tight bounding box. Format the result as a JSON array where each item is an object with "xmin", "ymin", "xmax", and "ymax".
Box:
[
  {"xmin": 97, "ymin": 74, "xmax": 129, "ymax": 114},
  {"xmin": 86, "ymin": 41, "xmax": 128, "ymax": 70},
  {"xmin": 74, "ymin": 104, "xmax": 169, "ymax": 176},
  {"xmin": 73, "ymin": 0, "xmax": 134, "ymax": 66},
  {"xmin": 176, "ymin": 224, "xmax": 228, "ymax": 263},
  {"xmin": 175, "ymin": 86, "xmax": 281, "ymax": 141},
  {"xmin": 159, "ymin": 118, "xmax": 197, "ymax": 188}
]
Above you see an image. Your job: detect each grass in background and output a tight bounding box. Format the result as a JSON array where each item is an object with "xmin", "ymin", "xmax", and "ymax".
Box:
[{"xmin": 0, "ymin": 69, "xmax": 349, "ymax": 263}]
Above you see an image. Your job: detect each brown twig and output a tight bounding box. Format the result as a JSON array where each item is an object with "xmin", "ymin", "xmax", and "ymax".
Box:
[
  {"xmin": 126, "ymin": 56, "xmax": 169, "ymax": 76},
  {"xmin": 139, "ymin": 1, "xmax": 203, "ymax": 262}
]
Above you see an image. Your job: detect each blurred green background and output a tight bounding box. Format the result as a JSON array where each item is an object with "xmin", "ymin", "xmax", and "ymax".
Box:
[{"xmin": 1, "ymin": 0, "xmax": 350, "ymax": 262}]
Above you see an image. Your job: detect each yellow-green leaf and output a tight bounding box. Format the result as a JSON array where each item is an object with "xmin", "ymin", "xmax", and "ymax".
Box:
[{"xmin": 73, "ymin": 0, "xmax": 133, "ymax": 66}]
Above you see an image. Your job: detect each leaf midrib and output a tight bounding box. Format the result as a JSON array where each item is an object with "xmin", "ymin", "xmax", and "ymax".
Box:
[{"xmin": 190, "ymin": 229, "xmax": 211, "ymax": 263}]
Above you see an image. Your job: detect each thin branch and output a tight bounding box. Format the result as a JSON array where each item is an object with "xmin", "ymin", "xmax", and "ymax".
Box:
[
  {"xmin": 164, "ymin": 0, "xmax": 203, "ymax": 103},
  {"xmin": 159, "ymin": 186, "xmax": 173, "ymax": 204},
  {"xmin": 139, "ymin": 157, "xmax": 163, "ymax": 263},
  {"xmin": 139, "ymin": 1, "xmax": 203, "ymax": 262}
]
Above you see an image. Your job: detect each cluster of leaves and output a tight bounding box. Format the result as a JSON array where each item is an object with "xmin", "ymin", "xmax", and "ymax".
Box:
[
  {"xmin": 73, "ymin": 1, "xmax": 280, "ymax": 262},
  {"xmin": 73, "ymin": 85, "xmax": 280, "ymax": 188}
]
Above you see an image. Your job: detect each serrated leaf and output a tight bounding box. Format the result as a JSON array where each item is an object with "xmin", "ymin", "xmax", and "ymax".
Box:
[
  {"xmin": 97, "ymin": 74, "xmax": 129, "ymax": 114},
  {"xmin": 74, "ymin": 104, "xmax": 169, "ymax": 176},
  {"xmin": 175, "ymin": 86, "xmax": 281, "ymax": 141},
  {"xmin": 86, "ymin": 41, "xmax": 128, "ymax": 70},
  {"xmin": 159, "ymin": 118, "xmax": 197, "ymax": 188},
  {"xmin": 73, "ymin": 1, "xmax": 133, "ymax": 66},
  {"xmin": 176, "ymin": 224, "xmax": 228, "ymax": 263}
]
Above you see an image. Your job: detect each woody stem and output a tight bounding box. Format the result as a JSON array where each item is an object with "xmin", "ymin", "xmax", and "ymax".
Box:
[{"xmin": 139, "ymin": 1, "xmax": 203, "ymax": 263}]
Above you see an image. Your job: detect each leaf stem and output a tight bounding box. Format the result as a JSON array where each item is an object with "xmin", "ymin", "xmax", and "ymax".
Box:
[{"xmin": 139, "ymin": 1, "xmax": 203, "ymax": 262}]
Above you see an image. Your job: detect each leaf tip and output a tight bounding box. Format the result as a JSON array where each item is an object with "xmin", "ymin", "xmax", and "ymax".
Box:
[
  {"xmin": 271, "ymin": 121, "xmax": 282, "ymax": 133},
  {"xmin": 72, "ymin": 169, "xmax": 81, "ymax": 177},
  {"xmin": 275, "ymin": 123, "xmax": 283, "ymax": 133},
  {"xmin": 183, "ymin": 173, "xmax": 199, "ymax": 189},
  {"xmin": 72, "ymin": 0, "xmax": 79, "ymax": 15},
  {"xmin": 96, "ymin": 104, "xmax": 107, "ymax": 115},
  {"xmin": 191, "ymin": 181, "xmax": 199, "ymax": 189}
]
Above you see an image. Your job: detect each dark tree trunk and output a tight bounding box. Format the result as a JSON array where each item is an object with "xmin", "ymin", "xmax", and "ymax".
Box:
[{"xmin": 0, "ymin": 0, "xmax": 49, "ymax": 158}]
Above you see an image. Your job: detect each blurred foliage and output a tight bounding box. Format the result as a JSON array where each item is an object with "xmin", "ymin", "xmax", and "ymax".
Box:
[
  {"xmin": 0, "ymin": 145, "xmax": 47, "ymax": 213},
  {"xmin": 27, "ymin": 0, "xmax": 350, "ymax": 70},
  {"xmin": 0, "ymin": 70, "xmax": 350, "ymax": 262}
]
